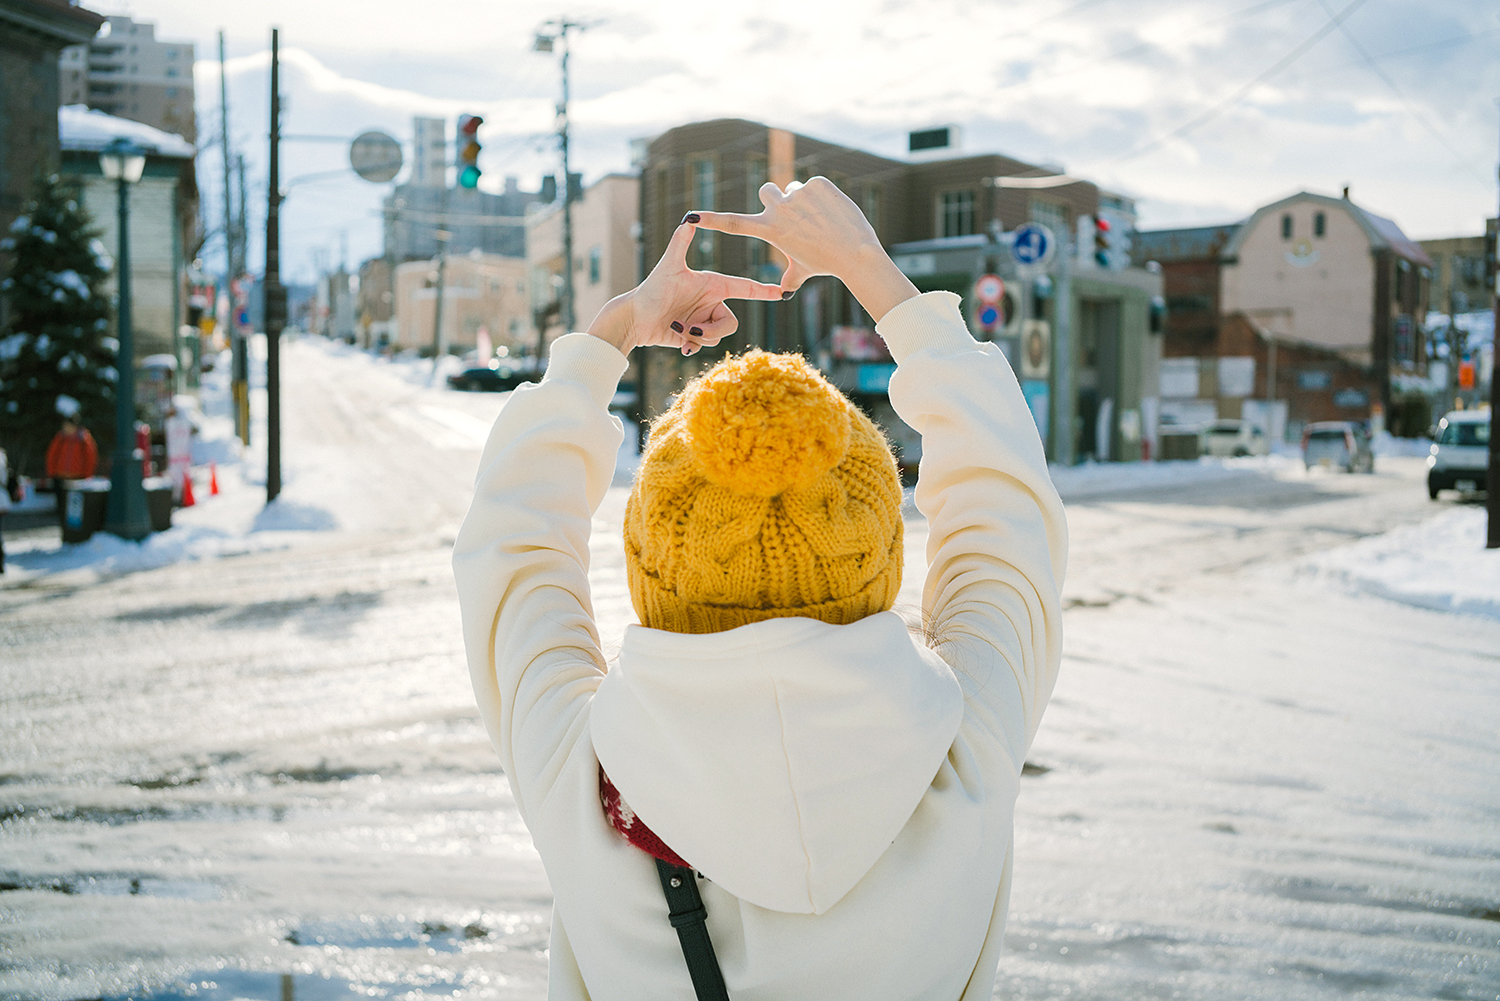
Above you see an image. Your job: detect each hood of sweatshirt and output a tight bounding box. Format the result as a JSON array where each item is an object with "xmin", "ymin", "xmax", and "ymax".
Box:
[{"xmin": 589, "ymin": 610, "xmax": 964, "ymax": 916}]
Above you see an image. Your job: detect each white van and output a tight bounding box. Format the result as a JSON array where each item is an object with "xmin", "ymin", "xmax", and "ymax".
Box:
[{"xmin": 1427, "ymin": 410, "xmax": 1491, "ymax": 499}]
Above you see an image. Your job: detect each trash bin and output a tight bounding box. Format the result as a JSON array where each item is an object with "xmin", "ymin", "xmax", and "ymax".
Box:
[
  {"xmin": 143, "ymin": 476, "xmax": 173, "ymax": 533},
  {"xmin": 59, "ymin": 477, "xmax": 111, "ymax": 543},
  {"xmin": 1158, "ymin": 430, "xmax": 1202, "ymax": 462}
]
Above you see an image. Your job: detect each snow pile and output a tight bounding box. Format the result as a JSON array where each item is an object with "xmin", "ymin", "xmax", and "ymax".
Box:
[
  {"xmin": 1370, "ymin": 430, "xmax": 1433, "ymax": 457},
  {"xmin": 1299, "ymin": 506, "xmax": 1500, "ymax": 619},
  {"xmin": 1047, "ymin": 453, "xmax": 1301, "ymax": 499}
]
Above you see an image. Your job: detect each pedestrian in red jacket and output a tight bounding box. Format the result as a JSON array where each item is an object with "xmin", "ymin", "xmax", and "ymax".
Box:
[{"xmin": 46, "ymin": 418, "xmax": 98, "ymax": 483}]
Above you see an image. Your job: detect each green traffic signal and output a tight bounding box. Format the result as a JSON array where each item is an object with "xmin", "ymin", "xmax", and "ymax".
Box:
[{"xmin": 459, "ymin": 165, "xmax": 481, "ymax": 188}]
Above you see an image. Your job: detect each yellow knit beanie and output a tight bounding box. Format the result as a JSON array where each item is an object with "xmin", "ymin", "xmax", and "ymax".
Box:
[{"xmin": 624, "ymin": 350, "xmax": 904, "ymax": 634}]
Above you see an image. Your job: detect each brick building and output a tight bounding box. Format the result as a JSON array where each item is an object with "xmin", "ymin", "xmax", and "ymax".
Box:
[
  {"xmin": 635, "ymin": 119, "xmax": 1117, "ymax": 462},
  {"xmin": 0, "ymin": 0, "xmax": 104, "ymax": 323}
]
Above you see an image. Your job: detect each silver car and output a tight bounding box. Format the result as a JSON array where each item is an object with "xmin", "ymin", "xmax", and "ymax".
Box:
[
  {"xmin": 1427, "ymin": 411, "xmax": 1490, "ymax": 499},
  {"xmin": 1302, "ymin": 421, "xmax": 1374, "ymax": 473}
]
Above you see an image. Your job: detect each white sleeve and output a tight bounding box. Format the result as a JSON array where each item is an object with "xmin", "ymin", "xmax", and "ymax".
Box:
[
  {"xmin": 878, "ymin": 291, "xmax": 1068, "ymax": 766},
  {"xmin": 451, "ymin": 333, "xmax": 627, "ymax": 818}
]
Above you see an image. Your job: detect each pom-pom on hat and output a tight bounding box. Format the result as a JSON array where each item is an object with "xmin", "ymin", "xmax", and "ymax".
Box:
[{"xmin": 625, "ymin": 350, "xmax": 904, "ymax": 635}]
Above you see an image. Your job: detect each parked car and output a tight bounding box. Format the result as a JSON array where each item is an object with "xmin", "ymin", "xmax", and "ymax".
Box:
[
  {"xmin": 1201, "ymin": 419, "xmax": 1270, "ymax": 457},
  {"xmin": 1302, "ymin": 421, "xmax": 1374, "ymax": 473},
  {"xmin": 1427, "ymin": 410, "xmax": 1490, "ymax": 499},
  {"xmin": 446, "ymin": 360, "xmax": 538, "ymax": 393}
]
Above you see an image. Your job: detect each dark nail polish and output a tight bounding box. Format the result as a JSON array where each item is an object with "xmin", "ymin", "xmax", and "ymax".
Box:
[
  {"xmin": 781, "ymin": 290, "xmax": 795, "ymax": 300},
  {"xmin": 689, "ymin": 326, "xmax": 703, "ymax": 336},
  {"xmin": 670, "ymin": 321, "xmax": 684, "ymax": 333},
  {"xmin": 682, "ymin": 213, "xmax": 700, "ymax": 224}
]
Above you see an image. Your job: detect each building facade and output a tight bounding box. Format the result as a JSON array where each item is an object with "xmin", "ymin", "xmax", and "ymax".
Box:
[
  {"xmin": 393, "ymin": 252, "xmax": 528, "ymax": 358},
  {"xmin": 636, "ymin": 118, "xmax": 1157, "ymax": 463},
  {"xmin": 1419, "ymin": 229, "xmax": 1493, "ymax": 317},
  {"xmin": 383, "ymin": 176, "xmax": 539, "ymax": 264},
  {"xmin": 58, "ymin": 105, "xmax": 198, "ymax": 370},
  {"xmin": 1140, "ymin": 191, "xmax": 1433, "ymax": 438},
  {"xmin": 59, "ymin": 14, "xmax": 194, "ymax": 144},
  {"xmin": 0, "ymin": 0, "xmax": 104, "ymax": 317},
  {"xmin": 526, "ymin": 173, "xmax": 640, "ymax": 354}
]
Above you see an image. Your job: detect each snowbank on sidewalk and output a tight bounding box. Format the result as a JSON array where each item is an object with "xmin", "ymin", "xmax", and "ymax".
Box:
[
  {"xmin": 1299, "ymin": 506, "xmax": 1500, "ymax": 620},
  {"xmin": 1047, "ymin": 453, "xmax": 1302, "ymax": 499}
]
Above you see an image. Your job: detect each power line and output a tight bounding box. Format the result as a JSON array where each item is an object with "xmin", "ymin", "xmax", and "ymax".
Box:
[
  {"xmin": 1313, "ymin": 0, "xmax": 1487, "ymax": 182},
  {"xmin": 1113, "ymin": 0, "xmax": 1370, "ymax": 163}
]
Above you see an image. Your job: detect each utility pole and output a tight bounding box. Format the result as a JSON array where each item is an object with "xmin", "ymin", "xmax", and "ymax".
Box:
[
  {"xmin": 535, "ymin": 18, "xmax": 587, "ymax": 335},
  {"xmin": 1487, "ymin": 99, "xmax": 1499, "ymax": 548},
  {"xmin": 220, "ymin": 31, "xmax": 248, "ymax": 445},
  {"xmin": 264, "ymin": 27, "xmax": 286, "ymax": 503}
]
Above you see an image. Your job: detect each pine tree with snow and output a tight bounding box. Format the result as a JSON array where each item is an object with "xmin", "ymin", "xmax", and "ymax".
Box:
[{"xmin": 0, "ymin": 172, "xmax": 118, "ymax": 477}]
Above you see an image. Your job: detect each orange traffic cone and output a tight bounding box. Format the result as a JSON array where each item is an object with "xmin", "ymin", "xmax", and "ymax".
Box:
[
  {"xmin": 180, "ymin": 470, "xmax": 196, "ymax": 507},
  {"xmin": 209, "ymin": 463, "xmax": 220, "ymax": 496}
]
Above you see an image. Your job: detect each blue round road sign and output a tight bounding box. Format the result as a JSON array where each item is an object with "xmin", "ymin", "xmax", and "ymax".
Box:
[
  {"xmin": 978, "ymin": 304, "xmax": 1001, "ymax": 327},
  {"xmin": 1011, "ymin": 223, "xmax": 1054, "ymax": 266}
]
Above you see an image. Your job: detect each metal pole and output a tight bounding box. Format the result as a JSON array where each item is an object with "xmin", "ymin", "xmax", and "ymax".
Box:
[
  {"xmin": 559, "ymin": 28, "xmax": 576, "ymax": 334},
  {"xmin": 220, "ymin": 31, "xmax": 247, "ymax": 444},
  {"xmin": 431, "ymin": 228, "xmax": 450, "ymax": 363},
  {"xmin": 1487, "ymin": 100, "xmax": 1499, "ymax": 548},
  {"xmin": 104, "ymin": 173, "xmax": 150, "ymax": 540},
  {"xmin": 1052, "ymin": 243, "xmax": 1074, "ymax": 465},
  {"xmin": 265, "ymin": 27, "xmax": 284, "ymax": 503}
]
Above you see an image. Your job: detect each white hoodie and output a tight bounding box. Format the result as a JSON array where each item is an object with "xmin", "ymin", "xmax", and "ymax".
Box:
[{"xmin": 454, "ymin": 291, "xmax": 1067, "ymax": 1000}]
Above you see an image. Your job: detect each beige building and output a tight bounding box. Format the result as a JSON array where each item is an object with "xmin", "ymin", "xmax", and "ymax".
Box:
[
  {"xmin": 526, "ymin": 173, "xmax": 640, "ymax": 351},
  {"xmin": 393, "ymin": 252, "xmax": 529, "ymax": 357},
  {"xmin": 59, "ymin": 15, "xmax": 195, "ymax": 144},
  {"xmin": 1221, "ymin": 191, "xmax": 1430, "ymax": 412}
]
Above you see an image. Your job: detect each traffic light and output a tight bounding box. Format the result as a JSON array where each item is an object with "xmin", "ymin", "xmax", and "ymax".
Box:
[
  {"xmin": 1092, "ymin": 214, "xmax": 1110, "ymax": 267},
  {"xmin": 458, "ymin": 114, "xmax": 483, "ymax": 188}
]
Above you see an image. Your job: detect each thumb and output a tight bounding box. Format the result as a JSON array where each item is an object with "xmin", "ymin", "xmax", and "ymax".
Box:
[{"xmin": 780, "ymin": 260, "xmax": 814, "ymax": 295}]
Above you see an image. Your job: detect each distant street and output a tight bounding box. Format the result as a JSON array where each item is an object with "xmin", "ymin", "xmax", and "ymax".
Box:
[{"xmin": 2, "ymin": 339, "xmax": 1494, "ymax": 1001}]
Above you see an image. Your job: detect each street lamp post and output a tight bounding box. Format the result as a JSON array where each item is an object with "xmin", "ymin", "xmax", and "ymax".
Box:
[{"xmin": 101, "ymin": 138, "xmax": 152, "ymax": 541}]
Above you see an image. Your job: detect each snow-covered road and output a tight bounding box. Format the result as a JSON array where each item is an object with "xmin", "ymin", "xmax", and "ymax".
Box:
[{"xmin": 1, "ymin": 338, "xmax": 1496, "ymax": 1000}]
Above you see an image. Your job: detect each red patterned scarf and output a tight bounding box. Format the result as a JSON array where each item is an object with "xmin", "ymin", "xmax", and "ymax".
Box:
[{"xmin": 599, "ymin": 767, "xmax": 690, "ymax": 869}]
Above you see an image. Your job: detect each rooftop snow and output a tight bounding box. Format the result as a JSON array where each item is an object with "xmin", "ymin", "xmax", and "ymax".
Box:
[{"xmin": 59, "ymin": 104, "xmax": 195, "ymax": 159}]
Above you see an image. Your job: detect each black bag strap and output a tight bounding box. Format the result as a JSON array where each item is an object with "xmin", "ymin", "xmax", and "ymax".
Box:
[{"xmin": 655, "ymin": 858, "xmax": 731, "ymax": 1001}]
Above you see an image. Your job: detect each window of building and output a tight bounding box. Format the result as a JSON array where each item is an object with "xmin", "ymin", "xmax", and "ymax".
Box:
[
  {"xmin": 166, "ymin": 87, "xmax": 177, "ymax": 97},
  {"xmin": 1028, "ymin": 199, "xmax": 1068, "ymax": 241},
  {"xmin": 588, "ymin": 246, "xmax": 601, "ymax": 285},
  {"xmin": 1314, "ymin": 211, "xmax": 1325, "ymax": 237},
  {"xmin": 166, "ymin": 67, "xmax": 178, "ymax": 78},
  {"xmin": 690, "ymin": 157, "xmax": 716, "ymax": 269},
  {"xmin": 167, "ymin": 49, "xmax": 177, "ymax": 58},
  {"xmin": 1281, "ymin": 214, "xmax": 1292, "ymax": 239},
  {"xmin": 746, "ymin": 157, "xmax": 767, "ymax": 211},
  {"xmin": 939, "ymin": 190, "xmax": 975, "ymax": 238}
]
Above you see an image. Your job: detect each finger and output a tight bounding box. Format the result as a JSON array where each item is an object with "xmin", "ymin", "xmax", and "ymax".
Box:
[
  {"xmin": 780, "ymin": 260, "xmax": 813, "ymax": 294},
  {"xmin": 692, "ymin": 304, "xmax": 739, "ymax": 343},
  {"xmin": 662, "ymin": 221, "xmax": 697, "ymax": 268},
  {"xmin": 758, "ymin": 181, "xmax": 785, "ymax": 208},
  {"xmin": 692, "ymin": 210, "xmax": 770, "ymax": 239},
  {"xmin": 703, "ymin": 271, "xmax": 784, "ymax": 301}
]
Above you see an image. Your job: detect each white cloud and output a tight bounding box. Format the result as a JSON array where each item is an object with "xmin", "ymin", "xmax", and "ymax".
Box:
[{"xmin": 95, "ymin": 0, "xmax": 1499, "ymax": 280}]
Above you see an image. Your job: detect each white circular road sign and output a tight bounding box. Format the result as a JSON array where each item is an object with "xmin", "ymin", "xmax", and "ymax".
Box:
[{"xmin": 350, "ymin": 131, "xmax": 403, "ymax": 183}]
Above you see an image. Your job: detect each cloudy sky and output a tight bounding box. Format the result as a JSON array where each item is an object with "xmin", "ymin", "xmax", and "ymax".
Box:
[{"xmin": 86, "ymin": 0, "xmax": 1500, "ymax": 284}]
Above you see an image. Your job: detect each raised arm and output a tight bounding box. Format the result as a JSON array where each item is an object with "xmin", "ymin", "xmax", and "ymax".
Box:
[
  {"xmin": 452, "ymin": 223, "xmax": 781, "ymax": 817},
  {"xmin": 695, "ymin": 183, "xmax": 1067, "ymax": 765}
]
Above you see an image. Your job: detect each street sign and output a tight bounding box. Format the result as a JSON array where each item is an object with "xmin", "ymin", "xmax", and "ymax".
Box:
[
  {"xmin": 350, "ymin": 131, "xmax": 403, "ymax": 183},
  {"xmin": 1021, "ymin": 319, "xmax": 1050, "ymax": 380},
  {"xmin": 977, "ymin": 303, "xmax": 1002, "ymax": 328},
  {"xmin": 1011, "ymin": 223, "xmax": 1054, "ymax": 267},
  {"xmin": 974, "ymin": 273, "xmax": 1005, "ymax": 303}
]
